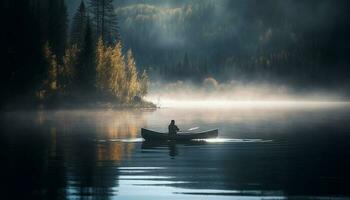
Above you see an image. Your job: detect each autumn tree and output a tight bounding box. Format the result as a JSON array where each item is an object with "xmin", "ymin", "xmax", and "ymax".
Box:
[
  {"xmin": 95, "ymin": 39, "xmax": 150, "ymax": 103},
  {"xmin": 96, "ymin": 38, "xmax": 107, "ymax": 92},
  {"xmin": 61, "ymin": 45, "xmax": 80, "ymax": 95},
  {"xmin": 43, "ymin": 42, "xmax": 58, "ymax": 93},
  {"xmin": 139, "ymin": 70, "xmax": 149, "ymax": 98},
  {"xmin": 96, "ymin": 39, "xmax": 125, "ymax": 101},
  {"xmin": 41, "ymin": 43, "xmax": 79, "ymax": 99},
  {"xmin": 40, "ymin": 42, "xmax": 59, "ymax": 102},
  {"xmin": 125, "ymin": 49, "xmax": 139, "ymax": 102},
  {"xmin": 109, "ymin": 42, "xmax": 126, "ymax": 101}
]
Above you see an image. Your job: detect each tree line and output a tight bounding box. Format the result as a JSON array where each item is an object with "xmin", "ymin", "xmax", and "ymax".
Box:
[
  {"xmin": 117, "ymin": 0, "xmax": 350, "ymax": 89},
  {"xmin": 2, "ymin": 0, "xmax": 149, "ymax": 108}
]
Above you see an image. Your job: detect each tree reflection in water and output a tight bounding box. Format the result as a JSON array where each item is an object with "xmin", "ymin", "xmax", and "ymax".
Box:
[{"xmin": 2, "ymin": 105, "xmax": 350, "ymax": 199}]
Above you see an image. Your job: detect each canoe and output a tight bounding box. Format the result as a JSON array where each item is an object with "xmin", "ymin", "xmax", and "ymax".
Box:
[{"xmin": 141, "ymin": 128, "xmax": 218, "ymax": 141}]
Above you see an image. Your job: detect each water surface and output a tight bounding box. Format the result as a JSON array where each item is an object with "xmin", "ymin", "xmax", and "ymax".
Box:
[{"xmin": 1, "ymin": 102, "xmax": 350, "ymax": 199}]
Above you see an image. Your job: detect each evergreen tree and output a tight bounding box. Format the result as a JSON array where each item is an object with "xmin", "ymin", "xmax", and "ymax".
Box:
[
  {"xmin": 2, "ymin": 0, "xmax": 40, "ymax": 105},
  {"xmin": 75, "ymin": 17, "xmax": 96, "ymax": 94},
  {"xmin": 89, "ymin": 0, "xmax": 120, "ymax": 44},
  {"xmin": 48, "ymin": 0, "xmax": 68, "ymax": 58},
  {"xmin": 70, "ymin": 0, "xmax": 88, "ymax": 47},
  {"xmin": 46, "ymin": 0, "xmax": 68, "ymax": 95}
]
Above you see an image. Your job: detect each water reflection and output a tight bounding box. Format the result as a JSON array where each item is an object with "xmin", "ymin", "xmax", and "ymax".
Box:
[
  {"xmin": 141, "ymin": 138, "xmax": 275, "ymax": 159},
  {"xmin": 1, "ymin": 104, "xmax": 350, "ymax": 199},
  {"xmin": 141, "ymin": 140, "xmax": 209, "ymax": 158},
  {"xmin": 168, "ymin": 142, "xmax": 178, "ymax": 158}
]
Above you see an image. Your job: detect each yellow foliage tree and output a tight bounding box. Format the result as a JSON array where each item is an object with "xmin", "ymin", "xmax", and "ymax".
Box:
[
  {"xmin": 139, "ymin": 70, "xmax": 149, "ymax": 98},
  {"xmin": 43, "ymin": 42, "xmax": 58, "ymax": 92},
  {"xmin": 96, "ymin": 39, "xmax": 127, "ymax": 102},
  {"xmin": 110, "ymin": 42, "xmax": 126, "ymax": 101},
  {"xmin": 125, "ymin": 49, "xmax": 139, "ymax": 102},
  {"xmin": 95, "ymin": 38, "xmax": 149, "ymax": 104},
  {"xmin": 96, "ymin": 38, "xmax": 107, "ymax": 92},
  {"xmin": 41, "ymin": 38, "xmax": 149, "ymax": 105}
]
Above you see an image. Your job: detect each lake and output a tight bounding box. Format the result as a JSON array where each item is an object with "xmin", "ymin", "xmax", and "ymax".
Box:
[{"xmin": 1, "ymin": 102, "xmax": 350, "ymax": 200}]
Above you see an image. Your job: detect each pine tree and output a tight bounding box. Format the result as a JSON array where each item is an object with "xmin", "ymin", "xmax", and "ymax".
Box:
[
  {"xmin": 89, "ymin": 0, "xmax": 120, "ymax": 44},
  {"xmin": 125, "ymin": 49, "xmax": 139, "ymax": 102},
  {"xmin": 75, "ymin": 18, "xmax": 96, "ymax": 94},
  {"xmin": 48, "ymin": 0, "xmax": 68, "ymax": 58},
  {"xmin": 46, "ymin": 0, "xmax": 68, "ymax": 96},
  {"xmin": 70, "ymin": 0, "xmax": 88, "ymax": 47}
]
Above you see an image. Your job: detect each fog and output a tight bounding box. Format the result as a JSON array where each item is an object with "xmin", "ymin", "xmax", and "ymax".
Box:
[{"xmin": 146, "ymin": 79, "xmax": 348, "ymax": 108}]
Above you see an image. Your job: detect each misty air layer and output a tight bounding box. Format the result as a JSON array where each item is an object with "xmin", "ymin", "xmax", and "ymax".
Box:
[{"xmin": 2, "ymin": 0, "xmax": 350, "ymax": 108}]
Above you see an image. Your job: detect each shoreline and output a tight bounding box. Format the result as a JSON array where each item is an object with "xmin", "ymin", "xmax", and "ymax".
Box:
[{"xmin": 0, "ymin": 101, "xmax": 158, "ymax": 112}]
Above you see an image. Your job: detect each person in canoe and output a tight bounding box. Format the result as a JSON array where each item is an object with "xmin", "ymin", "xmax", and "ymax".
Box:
[{"xmin": 168, "ymin": 120, "xmax": 180, "ymax": 135}]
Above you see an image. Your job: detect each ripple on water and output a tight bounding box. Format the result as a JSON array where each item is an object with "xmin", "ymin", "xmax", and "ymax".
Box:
[
  {"xmin": 94, "ymin": 138, "xmax": 144, "ymax": 143},
  {"xmin": 94, "ymin": 138, "xmax": 273, "ymax": 143},
  {"xmin": 196, "ymin": 138, "xmax": 273, "ymax": 143}
]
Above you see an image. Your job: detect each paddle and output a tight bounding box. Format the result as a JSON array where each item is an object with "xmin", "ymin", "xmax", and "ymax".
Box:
[
  {"xmin": 177, "ymin": 127, "xmax": 199, "ymax": 134},
  {"xmin": 178, "ymin": 127, "xmax": 198, "ymax": 134},
  {"xmin": 188, "ymin": 127, "xmax": 199, "ymax": 131}
]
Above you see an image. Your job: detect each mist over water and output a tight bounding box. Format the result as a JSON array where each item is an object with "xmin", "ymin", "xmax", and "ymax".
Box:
[{"xmin": 147, "ymin": 81, "xmax": 348, "ymax": 109}]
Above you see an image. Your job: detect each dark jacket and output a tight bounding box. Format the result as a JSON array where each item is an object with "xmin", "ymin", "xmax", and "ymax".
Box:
[{"xmin": 168, "ymin": 124, "xmax": 179, "ymax": 134}]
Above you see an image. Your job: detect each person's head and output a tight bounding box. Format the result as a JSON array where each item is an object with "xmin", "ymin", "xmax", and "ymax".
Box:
[{"xmin": 170, "ymin": 120, "xmax": 175, "ymax": 125}]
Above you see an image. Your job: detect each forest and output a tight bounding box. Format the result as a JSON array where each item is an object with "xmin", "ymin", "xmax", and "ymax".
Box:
[
  {"xmin": 114, "ymin": 0, "xmax": 350, "ymax": 89},
  {"xmin": 2, "ymin": 0, "xmax": 151, "ymax": 109},
  {"xmin": 2, "ymin": 0, "xmax": 350, "ymax": 109}
]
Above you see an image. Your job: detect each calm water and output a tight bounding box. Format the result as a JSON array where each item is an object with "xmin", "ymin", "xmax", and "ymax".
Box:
[{"xmin": 1, "ymin": 102, "xmax": 350, "ymax": 200}]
